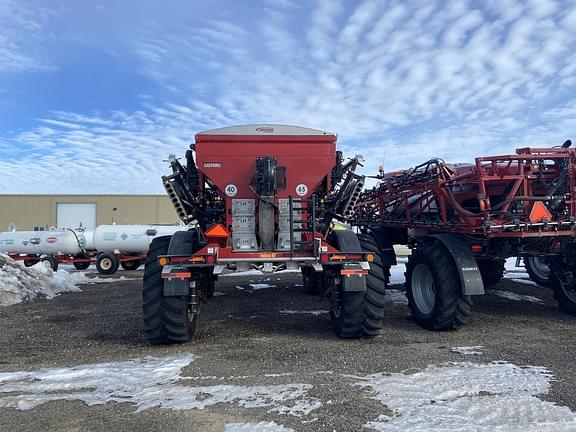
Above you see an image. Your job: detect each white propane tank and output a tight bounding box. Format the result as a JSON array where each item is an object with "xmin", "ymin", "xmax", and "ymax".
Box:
[
  {"xmin": 74, "ymin": 229, "xmax": 95, "ymax": 250},
  {"xmin": 93, "ymin": 225, "xmax": 188, "ymax": 252},
  {"xmin": 0, "ymin": 230, "xmax": 83, "ymax": 255}
]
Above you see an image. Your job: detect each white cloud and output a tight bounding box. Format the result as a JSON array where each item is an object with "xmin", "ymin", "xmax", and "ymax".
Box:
[
  {"xmin": 1, "ymin": 0, "xmax": 575, "ymax": 193},
  {"xmin": 0, "ymin": 0, "xmax": 57, "ymax": 73}
]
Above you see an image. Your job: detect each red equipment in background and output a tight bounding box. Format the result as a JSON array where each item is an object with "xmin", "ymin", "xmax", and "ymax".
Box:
[
  {"xmin": 352, "ymin": 140, "xmax": 576, "ymax": 332},
  {"xmin": 355, "ymin": 145, "xmax": 576, "ymax": 238}
]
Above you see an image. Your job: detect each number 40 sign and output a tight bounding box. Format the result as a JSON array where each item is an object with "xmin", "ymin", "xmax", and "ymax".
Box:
[{"xmin": 225, "ymin": 184, "xmax": 238, "ymax": 197}]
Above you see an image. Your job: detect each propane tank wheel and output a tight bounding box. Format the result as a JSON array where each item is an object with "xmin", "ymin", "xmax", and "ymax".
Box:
[
  {"xmin": 96, "ymin": 253, "xmax": 119, "ymax": 274},
  {"xmin": 40, "ymin": 256, "xmax": 59, "ymax": 272}
]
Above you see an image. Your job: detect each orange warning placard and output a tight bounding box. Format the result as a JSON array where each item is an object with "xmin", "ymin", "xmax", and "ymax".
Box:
[{"xmin": 529, "ymin": 201, "xmax": 552, "ymax": 222}]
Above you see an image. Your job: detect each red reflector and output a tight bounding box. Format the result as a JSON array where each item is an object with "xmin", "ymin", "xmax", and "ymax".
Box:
[
  {"xmin": 471, "ymin": 245, "xmax": 482, "ymax": 253},
  {"xmin": 320, "ymin": 254, "xmax": 329, "ymax": 263},
  {"xmin": 161, "ymin": 272, "xmax": 191, "ymax": 279},
  {"xmin": 170, "ymin": 257, "xmax": 189, "ymax": 263},
  {"xmin": 340, "ymin": 269, "xmax": 368, "ymax": 276},
  {"xmin": 330, "ymin": 253, "xmax": 363, "ymax": 262},
  {"xmin": 190, "ymin": 256, "xmax": 206, "ymax": 263},
  {"xmin": 330, "ymin": 254, "xmax": 347, "ymax": 261}
]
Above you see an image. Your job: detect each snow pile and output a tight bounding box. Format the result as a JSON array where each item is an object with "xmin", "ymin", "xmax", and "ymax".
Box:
[
  {"xmin": 0, "ymin": 354, "xmax": 321, "ymax": 416},
  {"xmin": 0, "ymin": 254, "xmax": 86, "ymax": 306},
  {"xmin": 225, "ymin": 422, "xmax": 294, "ymax": 432},
  {"xmin": 354, "ymin": 361, "xmax": 576, "ymax": 431}
]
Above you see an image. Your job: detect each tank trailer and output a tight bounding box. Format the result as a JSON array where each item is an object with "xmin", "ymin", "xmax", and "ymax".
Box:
[{"xmin": 144, "ymin": 125, "xmax": 384, "ymax": 344}]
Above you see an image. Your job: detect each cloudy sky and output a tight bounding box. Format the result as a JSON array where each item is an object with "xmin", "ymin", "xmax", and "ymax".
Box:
[{"xmin": 0, "ymin": 0, "xmax": 575, "ymax": 194}]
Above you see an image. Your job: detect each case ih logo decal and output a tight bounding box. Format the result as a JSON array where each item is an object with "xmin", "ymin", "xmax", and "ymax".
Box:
[
  {"xmin": 46, "ymin": 237, "xmax": 58, "ymax": 244},
  {"xmin": 203, "ymin": 162, "xmax": 222, "ymax": 168},
  {"xmin": 255, "ymin": 127, "xmax": 274, "ymax": 133}
]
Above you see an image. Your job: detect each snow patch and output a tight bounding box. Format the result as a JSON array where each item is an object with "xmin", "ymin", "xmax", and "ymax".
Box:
[
  {"xmin": 86, "ymin": 276, "xmax": 140, "ymax": 284},
  {"xmin": 220, "ymin": 268, "xmax": 300, "ymax": 278},
  {"xmin": 384, "ymin": 289, "xmax": 408, "ymax": 305},
  {"xmin": 221, "ymin": 270, "xmax": 267, "ymax": 277},
  {"xmin": 0, "ymin": 254, "xmax": 85, "ymax": 306},
  {"xmin": 249, "ymin": 283, "xmax": 277, "ymax": 290},
  {"xmin": 354, "ymin": 361, "xmax": 576, "ymax": 431},
  {"xmin": 504, "ymin": 258, "xmax": 530, "ymax": 279},
  {"xmin": 0, "ymin": 355, "xmax": 321, "ymax": 416},
  {"xmin": 279, "ymin": 309, "xmax": 328, "ymax": 316},
  {"xmin": 451, "ymin": 346, "xmax": 484, "ymax": 355},
  {"xmin": 508, "ymin": 278, "xmax": 539, "ymax": 286},
  {"xmin": 491, "ymin": 290, "xmax": 544, "ymax": 304},
  {"xmin": 388, "ymin": 264, "xmax": 406, "ymax": 286},
  {"xmin": 225, "ymin": 422, "xmax": 295, "ymax": 432}
]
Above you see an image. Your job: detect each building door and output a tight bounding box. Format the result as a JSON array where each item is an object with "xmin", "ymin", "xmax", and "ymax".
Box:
[{"xmin": 56, "ymin": 203, "xmax": 97, "ymax": 229}]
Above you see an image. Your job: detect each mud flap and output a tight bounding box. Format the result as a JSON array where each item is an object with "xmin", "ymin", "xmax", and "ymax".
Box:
[
  {"xmin": 163, "ymin": 279, "xmax": 190, "ymax": 296},
  {"xmin": 161, "ymin": 265, "xmax": 191, "ymax": 296},
  {"xmin": 429, "ymin": 234, "xmax": 485, "ymax": 295},
  {"xmin": 341, "ymin": 264, "xmax": 367, "ymax": 292}
]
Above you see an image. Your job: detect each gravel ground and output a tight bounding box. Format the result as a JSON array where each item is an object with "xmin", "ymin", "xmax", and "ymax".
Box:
[{"xmin": 1, "ymin": 268, "xmax": 576, "ymax": 431}]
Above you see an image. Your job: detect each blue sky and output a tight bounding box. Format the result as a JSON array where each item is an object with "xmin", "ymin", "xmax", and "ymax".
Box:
[{"xmin": 0, "ymin": 0, "xmax": 575, "ymax": 194}]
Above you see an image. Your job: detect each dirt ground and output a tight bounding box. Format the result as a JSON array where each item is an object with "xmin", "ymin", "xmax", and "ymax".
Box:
[{"xmin": 1, "ymin": 267, "xmax": 575, "ymax": 432}]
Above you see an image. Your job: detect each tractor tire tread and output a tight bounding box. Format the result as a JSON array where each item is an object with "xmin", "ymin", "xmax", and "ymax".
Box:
[{"xmin": 406, "ymin": 242, "xmax": 472, "ymax": 331}]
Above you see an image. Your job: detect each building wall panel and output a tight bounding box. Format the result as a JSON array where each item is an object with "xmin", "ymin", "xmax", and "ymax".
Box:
[{"xmin": 0, "ymin": 195, "xmax": 179, "ymax": 231}]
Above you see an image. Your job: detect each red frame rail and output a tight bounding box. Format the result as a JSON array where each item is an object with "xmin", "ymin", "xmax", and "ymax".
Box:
[{"xmin": 354, "ymin": 147, "xmax": 576, "ymax": 238}]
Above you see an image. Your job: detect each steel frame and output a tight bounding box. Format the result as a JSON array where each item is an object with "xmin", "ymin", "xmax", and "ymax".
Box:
[{"xmin": 353, "ymin": 147, "xmax": 576, "ymax": 239}]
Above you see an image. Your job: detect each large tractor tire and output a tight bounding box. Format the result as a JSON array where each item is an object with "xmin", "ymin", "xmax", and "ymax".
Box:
[
  {"xmin": 358, "ymin": 231, "xmax": 389, "ymax": 293},
  {"xmin": 301, "ymin": 266, "xmax": 322, "ymax": 295},
  {"xmin": 143, "ymin": 232, "xmax": 197, "ymax": 345},
  {"xmin": 406, "ymin": 241, "xmax": 472, "ymax": 330},
  {"xmin": 548, "ymin": 257, "xmax": 576, "ymax": 316},
  {"xmin": 477, "ymin": 258, "xmax": 505, "ymax": 289},
  {"xmin": 327, "ymin": 230, "xmax": 385, "ymax": 338},
  {"xmin": 525, "ymin": 256, "xmax": 552, "ymax": 287}
]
